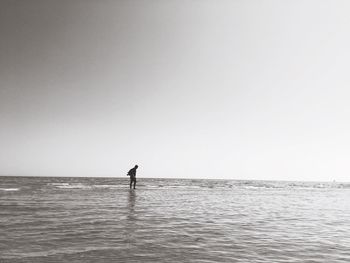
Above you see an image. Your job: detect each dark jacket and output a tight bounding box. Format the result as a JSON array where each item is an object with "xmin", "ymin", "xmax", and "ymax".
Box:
[{"xmin": 127, "ymin": 168, "xmax": 137, "ymax": 177}]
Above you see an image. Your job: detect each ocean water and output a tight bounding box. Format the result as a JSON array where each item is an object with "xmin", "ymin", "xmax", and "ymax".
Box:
[{"xmin": 1, "ymin": 176, "xmax": 350, "ymax": 263}]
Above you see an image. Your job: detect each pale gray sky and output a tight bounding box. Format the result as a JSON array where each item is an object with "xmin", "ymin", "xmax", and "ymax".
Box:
[{"xmin": 1, "ymin": 0, "xmax": 350, "ymax": 181}]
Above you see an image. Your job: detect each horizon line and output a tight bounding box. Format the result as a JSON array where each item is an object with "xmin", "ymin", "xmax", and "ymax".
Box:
[{"xmin": 0, "ymin": 174, "xmax": 346, "ymax": 183}]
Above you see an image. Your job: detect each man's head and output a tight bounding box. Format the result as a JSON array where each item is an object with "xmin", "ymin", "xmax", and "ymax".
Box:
[{"xmin": 135, "ymin": 165, "xmax": 138, "ymax": 169}]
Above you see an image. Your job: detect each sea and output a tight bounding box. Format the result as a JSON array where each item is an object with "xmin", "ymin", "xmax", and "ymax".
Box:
[{"xmin": 1, "ymin": 176, "xmax": 350, "ymax": 263}]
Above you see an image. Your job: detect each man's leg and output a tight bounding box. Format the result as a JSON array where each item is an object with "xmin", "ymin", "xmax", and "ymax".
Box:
[
  {"xmin": 130, "ymin": 179, "xmax": 132, "ymax": 189},
  {"xmin": 133, "ymin": 178, "xmax": 136, "ymax": 189}
]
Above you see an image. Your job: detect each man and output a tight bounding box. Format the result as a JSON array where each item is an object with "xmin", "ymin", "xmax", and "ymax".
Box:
[{"xmin": 127, "ymin": 165, "xmax": 138, "ymax": 189}]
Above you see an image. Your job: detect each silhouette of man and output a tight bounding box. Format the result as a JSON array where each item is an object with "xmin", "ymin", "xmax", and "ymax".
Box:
[{"xmin": 127, "ymin": 165, "xmax": 138, "ymax": 189}]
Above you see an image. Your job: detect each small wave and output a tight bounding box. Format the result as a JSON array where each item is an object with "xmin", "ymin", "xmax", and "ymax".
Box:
[
  {"xmin": 242, "ymin": 186, "xmax": 264, "ymax": 189},
  {"xmin": 49, "ymin": 183, "xmax": 126, "ymax": 190},
  {"xmin": 93, "ymin": 184, "xmax": 125, "ymax": 189},
  {"xmin": 47, "ymin": 181, "xmax": 345, "ymax": 191},
  {"xmin": 1, "ymin": 246, "xmax": 114, "ymax": 259},
  {"xmin": 50, "ymin": 183, "xmax": 92, "ymax": 189},
  {"xmin": 0, "ymin": 188, "xmax": 19, "ymax": 191},
  {"xmin": 49, "ymin": 183, "xmax": 72, "ymax": 188}
]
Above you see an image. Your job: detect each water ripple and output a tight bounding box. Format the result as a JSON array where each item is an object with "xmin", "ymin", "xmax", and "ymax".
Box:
[{"xmin": 1, "ymin": 177, "xmax": 350, "ymax": 262}]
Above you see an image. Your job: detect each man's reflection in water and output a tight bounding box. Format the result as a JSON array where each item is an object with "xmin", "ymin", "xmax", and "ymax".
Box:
[
  {"xmin": 128, "ymin": 190, "xmax": 136, "ymax": 220},
  {"xmin": 125, "ymin": 190, "xmax": 137, "ymax": 248}
]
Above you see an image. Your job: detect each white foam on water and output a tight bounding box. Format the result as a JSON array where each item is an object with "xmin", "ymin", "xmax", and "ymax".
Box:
[
  {"xmin": 49, "ymin": 183, "xmax": 71, "ymax": 188},
  {"xmin": 93, "ymin": 184, "xmax": 125, "ymax": 189},
  {"xmin": 0, "ymin": 188, "xmax": 19, "ymax": 191},
  {"xmin": 49, "ymin": 183, "xmax": 126, "ymax": 190},
  {"xmin": 50, "ymin": 183, "xmax": 92, "ymax": 189}
]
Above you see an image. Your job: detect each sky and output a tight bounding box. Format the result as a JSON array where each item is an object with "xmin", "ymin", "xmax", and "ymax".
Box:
[{"xmin": 1, "ymin": 0, "xmax": 350, "ymax": 181}]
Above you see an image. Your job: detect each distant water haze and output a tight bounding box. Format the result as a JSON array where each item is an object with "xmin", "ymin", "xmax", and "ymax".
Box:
[{"xmin": 1, "ymin": 0, "xmax": 350, "ymax": 181}]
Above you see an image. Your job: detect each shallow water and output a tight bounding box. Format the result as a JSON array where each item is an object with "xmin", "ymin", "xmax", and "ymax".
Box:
[{"xmin": 1, "ymin": 176, "xmax": 350, "ymax": 262}]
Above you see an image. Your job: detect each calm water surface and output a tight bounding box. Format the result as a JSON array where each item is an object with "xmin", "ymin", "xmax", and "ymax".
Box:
[{"xmin": 1, "ymin": 176, "xmax": 350, "ymax": 262}]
